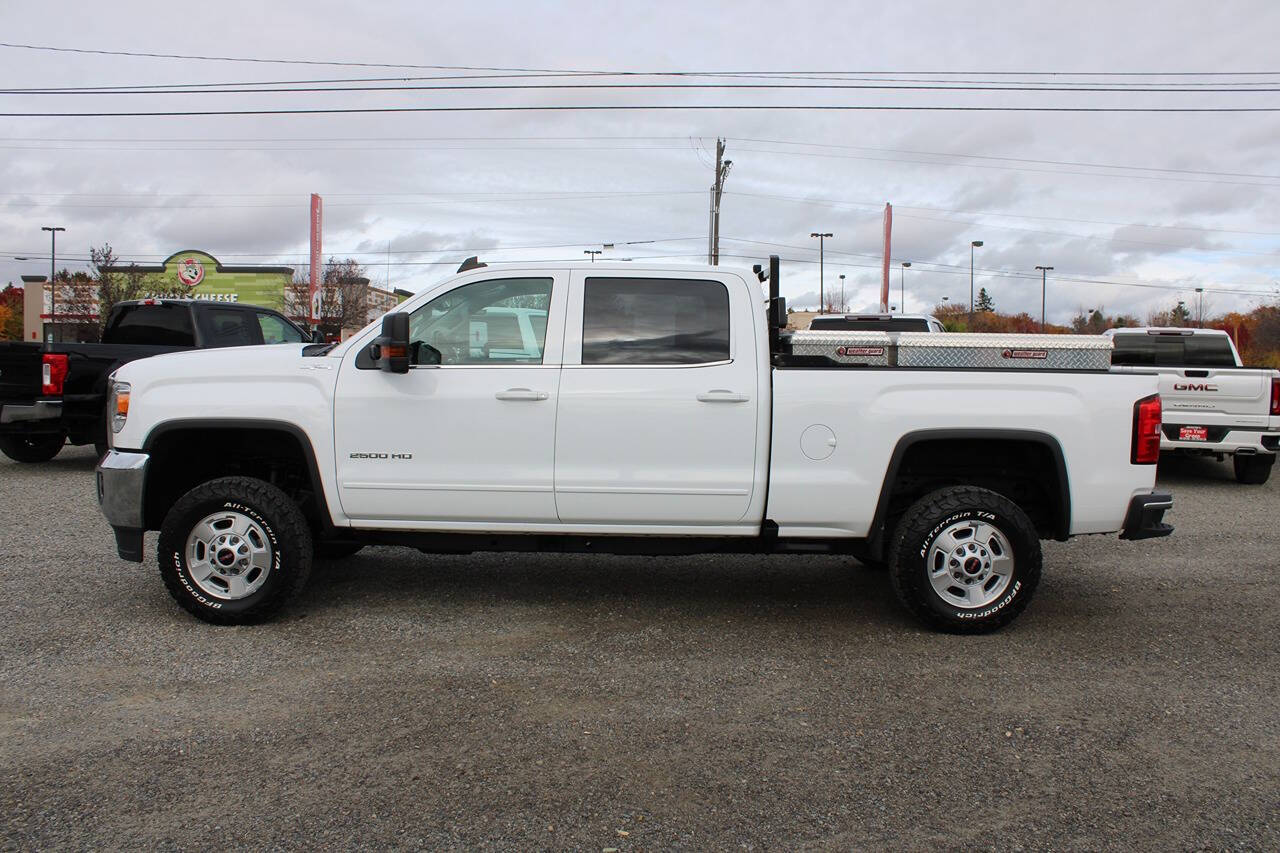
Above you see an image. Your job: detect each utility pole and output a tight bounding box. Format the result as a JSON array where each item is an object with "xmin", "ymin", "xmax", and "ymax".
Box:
[
  {"xmin": 900, "ymin": 262, "xmax": 911, "ymax": 314},
  {"xmin": 1036, "ymin": 265, "xmax": 1054, "ymax": 331},
  {"xmin": 707, "ymin": 138, "xmax": 732, "ymax": 265},
  {"xmin": 584, "ymin": 249, "xmax": 602, "ymax": 263},
  {"xmin": 811, "ymin": 232, "xmax": 833, "ymax": 312},
  {"xmin": 42, "ymin": 226, "xmax": 65, "ymax": 342},
  {"xmin": 969, "ymin": 240, "xmax": 983, "ymax": 326}
]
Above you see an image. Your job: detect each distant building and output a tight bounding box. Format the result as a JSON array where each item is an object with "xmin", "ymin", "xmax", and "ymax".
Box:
[{"xmin": 23, "ymin": 249, "xmax": 406, "ymax": 342}]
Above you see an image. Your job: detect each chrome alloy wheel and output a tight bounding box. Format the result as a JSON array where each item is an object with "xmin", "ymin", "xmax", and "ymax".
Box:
[
  {"xmin": 184, "ymin": 511, "xmax": 274, "ymax": 600},
  {"xmin": 926, "ymin": 519, "xmax": 1015, "ymax": 609}
]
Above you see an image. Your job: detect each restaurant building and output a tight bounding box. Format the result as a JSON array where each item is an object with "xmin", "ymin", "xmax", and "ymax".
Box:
[{"xmin": 23, "ymin": 249, "xmax": 405, "ymax": 342}]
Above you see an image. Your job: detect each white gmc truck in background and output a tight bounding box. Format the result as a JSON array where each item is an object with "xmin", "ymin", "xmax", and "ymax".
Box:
[
  {"xmin": 1108, "ymin": 327, "xmax": 1280, "ymax": 484},
  {"xmin": 97, "ymin": 258, "xmax": 1173, "ymax": 633}
]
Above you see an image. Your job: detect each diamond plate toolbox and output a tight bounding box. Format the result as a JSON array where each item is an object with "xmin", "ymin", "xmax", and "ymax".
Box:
[
  {"xmin": 784, "ymin": 331, "xmax": 894, "ymax": 365},
  {"xmin": 784, "ymin": 331, "xmax": 1114, "ymax": 370}
]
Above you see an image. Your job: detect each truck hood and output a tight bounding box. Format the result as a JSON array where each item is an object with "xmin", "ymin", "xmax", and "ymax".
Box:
[
  {"xmin": 111, "ymin": 343, "xmax": 340, "ymax": 451},
  {"xmin": 114, "ymin": 343, "xmax": 315, "ymax": 384}
]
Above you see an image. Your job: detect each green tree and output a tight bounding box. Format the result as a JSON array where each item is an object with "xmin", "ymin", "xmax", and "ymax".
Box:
[
  {"xmin": 975, "ymin": 287, "xmax": 995, "ymax": 312},
  {"xmin": 90, "ymin": 244, "xmax": 151, "ymax": 337}
]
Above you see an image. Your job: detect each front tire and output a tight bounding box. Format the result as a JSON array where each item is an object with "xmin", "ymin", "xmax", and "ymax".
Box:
[
  {"xmin": 0, "ymin": 432, "xmax": 65, "ymax": 463},
  {"xmin": 888, "ymin": 486, "xmax": 1042, "ymax": 634},
  {"xmin": 1233, "ymin": 453, "xmax": 1274, "ymax": 485},
  {"xmin": 157, "ymin": 476, "xmax": 313, "ymax": 625}
]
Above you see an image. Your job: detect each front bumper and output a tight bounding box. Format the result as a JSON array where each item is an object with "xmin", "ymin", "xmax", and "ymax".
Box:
[
  {"xmin": 0, "ymin": 400, "xmax": 62, "ymax": 424},
  {"xmin": 96, "ymin": 450, "xmax": 149, "ymax": 562},
  {"xmin": 1119, "ymin": 492, "xmax": 1174, "ymax": 541}
]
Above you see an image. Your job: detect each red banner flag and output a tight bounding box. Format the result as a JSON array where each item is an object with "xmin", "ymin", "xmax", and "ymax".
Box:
[
  {"xmin": 880, "ymin": 202, "xmax": 892, "ymax": 312},
  {"xmin": 309, "ymin": 194, "xmax": 323, "ymax": 326}
]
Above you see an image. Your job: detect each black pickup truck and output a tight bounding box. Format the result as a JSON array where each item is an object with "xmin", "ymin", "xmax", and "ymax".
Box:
[{"xmin": 0, "ymin": 299, "xmax": 314, "ymax": 462}]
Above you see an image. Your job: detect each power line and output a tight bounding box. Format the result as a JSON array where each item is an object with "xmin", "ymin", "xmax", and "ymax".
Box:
[
  {"xmin": 730, "ymin": 137, "xmax": 1280, "ymax": 181},
  {"xmin": 5, "ymin": 43, "xmax": 1279, "ymax": 77},
  {"xmin": 4, "ymin": 130, "xmax": 1276, "ymax": 188},
  {"xmin": 728, "ymin": 146, "xmax": 1280, "ymax": 188},
  {"xmin": 725, "ymin": 193, "xmax": 1280, "ymax": 258},
  {"xmin": 8, "ymin": 82, "xmax": 1280, "ymax": 95},
  {"xmin": 6, "ymin": 105, "xmax": 1280, "ymax": 118},
  {"xmin": 10, "ymin": 73, "xmax": 1280, "ymax": 94},
  {"xmin": 717, "ymin": 239, "xmax": 1280, "ymax": 298},
  {"xmin": 0, "ymin": 190, "xmax": 704, "ymax": 209}
]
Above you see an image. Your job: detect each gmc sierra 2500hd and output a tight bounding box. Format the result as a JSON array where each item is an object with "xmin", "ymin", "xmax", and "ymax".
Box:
[
  {"xmin": 97, "ymin": 258, "xmax": 1173, "ymax": 633},
  {"xmin": 1107, "ymin": 327, "xmax": 1280, "ymax": 484}
]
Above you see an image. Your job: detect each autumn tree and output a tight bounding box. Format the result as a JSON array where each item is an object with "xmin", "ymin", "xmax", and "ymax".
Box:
[
  {"xmin": 0, "ymin": 284, "xmax": 22, "ymax": 340},
  {"xmin": 285, "ymin": 257, "xmax": 371, "ymax": 338}
]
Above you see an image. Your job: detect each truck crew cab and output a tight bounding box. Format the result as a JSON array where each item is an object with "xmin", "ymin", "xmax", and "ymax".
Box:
[{"xmin": 97, "ymin": 259, "xmax": 1173, "ymax": 633}]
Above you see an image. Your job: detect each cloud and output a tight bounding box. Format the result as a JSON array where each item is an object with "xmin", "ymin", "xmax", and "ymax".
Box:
[{"xmin": 2, "ymin": 0, "xmax": 1280, "ymax": 322}]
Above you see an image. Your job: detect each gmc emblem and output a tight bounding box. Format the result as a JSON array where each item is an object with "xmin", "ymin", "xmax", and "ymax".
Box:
[{"xmin": 1174, "ymin": 383, "xmax": 1218, "ymax": 392}]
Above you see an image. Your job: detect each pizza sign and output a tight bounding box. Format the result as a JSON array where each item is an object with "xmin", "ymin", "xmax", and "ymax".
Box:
[{"xmin": 176, "ymin": 257, "xmax": 205, "ymax": 287}]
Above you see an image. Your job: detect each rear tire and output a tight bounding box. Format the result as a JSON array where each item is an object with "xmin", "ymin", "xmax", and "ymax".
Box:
[
  {"xmin": 888, "ymin": 486, "xmax": 1042, "ymax": 634},
  {"xmin": 0, "ymin": 432, "xmax": 65, "ymax": 463},
  {"xmin": 1233, "ymin": 454, "xmax": 1274, "ymax": 485},
  {"xmin": 157, "ymin": 476, "xmax": 313, "ymax": 625}
]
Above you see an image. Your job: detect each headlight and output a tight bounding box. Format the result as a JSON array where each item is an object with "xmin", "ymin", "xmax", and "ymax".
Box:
[{"xmin": 109, "ymin": 381, "xmax": 131, "ymax": 434}]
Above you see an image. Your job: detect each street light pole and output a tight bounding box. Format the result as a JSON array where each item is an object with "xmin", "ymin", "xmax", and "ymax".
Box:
[
  {"xmin": 41, "ymin": 226, "xmax": 65, "ymax": 342},
  {"xmin": 1035, "ymin": 265, "xmax": 1054, "ymax": 331},
  {"xmin": 969, "ymin": 240, "xmax": 983, "ymax": 325},
  {"xmin": 584, "ymin": 249, "xmax": 601, "ymax": 263},
  {"xmin": 900, "ymin": 262, "xmax": 911, "ymax": 314},
  {"xmin": 810, "ymin": 232, "xmax": 832, "ymax": 313},
  {"xmin": 838, "ymin": 274, "xmax": 845, "ymax": 313},
  {"xmin": 1195, "ymin": 287, "xmax": 1204, "ymax": 327}
]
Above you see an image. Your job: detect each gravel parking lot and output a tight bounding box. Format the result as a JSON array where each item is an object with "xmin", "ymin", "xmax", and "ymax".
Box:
[{"xmin": 1, "ymin": 446, "xmax": 1276, "ymax": 849}]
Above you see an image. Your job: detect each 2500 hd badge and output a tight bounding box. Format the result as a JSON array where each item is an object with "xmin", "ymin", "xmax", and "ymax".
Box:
[{"xmin": 349, "ymin": 452, "xmax": 413, "ymax": 459}]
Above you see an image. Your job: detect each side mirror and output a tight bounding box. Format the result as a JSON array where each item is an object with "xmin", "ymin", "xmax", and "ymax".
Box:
[
  {"xmin": 310, "ymin": 329, "xmax": 326, "ymax": 343},
  {"xmin": 369, "ymin": 313, "xmax": 410, "ymax": 374}
]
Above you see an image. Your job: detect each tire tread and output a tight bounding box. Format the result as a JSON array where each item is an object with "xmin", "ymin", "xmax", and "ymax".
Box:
[
  {"xmin": 157, "ymin": 476, "xmax": 313, "ymax": 625},
  {"xmin": 888, "ymin": 485, "xmax": 1042, "ymax": 634}
]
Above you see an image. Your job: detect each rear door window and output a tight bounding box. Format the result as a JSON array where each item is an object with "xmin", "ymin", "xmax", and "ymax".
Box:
[
  {"xmin": 581, "ymin": 277, "xmax": 729, "ymax": 365},
  {"xmin": 204, "ymin": 309, "xmax": 261, "ymax": 348},
  {"xmin": 104, "ymin": 304, "xmax": 195, "ymax": 346}
]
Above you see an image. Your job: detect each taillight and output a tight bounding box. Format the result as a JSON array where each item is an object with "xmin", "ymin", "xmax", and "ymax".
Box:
[
  {"xmin": 41, "ymin": 353, "xmax": 68, "ymax": 396},
  {"xmin": 1271, "ymin": 377, "xmax": 1279, "ymax": 416},
  {"xmin": 1132, "ymin": 394, "xmax": 1162, "ymax": 465}
]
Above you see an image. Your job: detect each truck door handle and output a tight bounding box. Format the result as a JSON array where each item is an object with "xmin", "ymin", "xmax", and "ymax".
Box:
[
  {"xmin": 495, "ymin": 388, "xmax": 549, "ymax": 401},
  {"xmin": 696, "ymin": 390, "xmax": 750, "ymax": 403}
]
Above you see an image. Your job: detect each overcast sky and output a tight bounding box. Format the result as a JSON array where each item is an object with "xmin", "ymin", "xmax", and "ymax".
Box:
[{"xmin": 2, "ymin": 0, "xmax": 1279, "ymax": 322}]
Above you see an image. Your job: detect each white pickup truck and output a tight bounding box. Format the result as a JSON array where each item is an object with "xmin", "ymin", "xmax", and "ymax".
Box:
[
  {"xmin": 1107, "ymin": 327, "xmax": 1280, "ymax": 484},
  {"xmin": 97, "ymin": 258, "xmax": 1173, "ymax": 633}
]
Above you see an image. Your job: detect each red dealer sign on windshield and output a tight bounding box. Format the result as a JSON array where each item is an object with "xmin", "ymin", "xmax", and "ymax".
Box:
[{"xmin": 309, "ymin": 193, "xmax": 323, "ymax": 326}]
